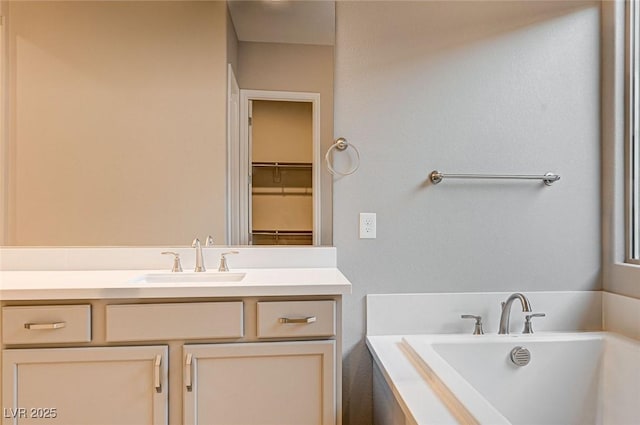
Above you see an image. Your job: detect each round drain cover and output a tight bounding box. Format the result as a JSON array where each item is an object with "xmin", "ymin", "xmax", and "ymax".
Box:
[{"xmin": 510, "ymin": 346, "xmax": 531, "ymax": 366}]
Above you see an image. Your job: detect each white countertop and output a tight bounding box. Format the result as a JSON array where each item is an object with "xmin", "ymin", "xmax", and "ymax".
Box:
[{"xmin": 0, "ymin": 268, "xmax": 352, "ymax": 300}]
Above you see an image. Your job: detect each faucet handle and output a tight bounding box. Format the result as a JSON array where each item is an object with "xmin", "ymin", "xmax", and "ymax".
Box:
[
  {"xmin": 161, "ymin": 252, "xmax": 183, "ymax": 272},
  {"xmin": 461, "ymin": 314, "xmax": 484, "ymax": 335},
  {"xmin": 523, "ymin": 313, "xmax": 546, "ymax": 334},
  {"xmin": 218, "ymin": 251, "xmax": 239, "ymax": 272},
  {"xmin": 205, "ymin": 235, "xmax": 215, "ymax": 247}
]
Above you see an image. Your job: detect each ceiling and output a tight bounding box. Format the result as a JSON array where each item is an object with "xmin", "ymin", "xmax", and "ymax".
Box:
[{"xmin": 227, "ymin": 1, "xmax": 335, "ymax": 46}]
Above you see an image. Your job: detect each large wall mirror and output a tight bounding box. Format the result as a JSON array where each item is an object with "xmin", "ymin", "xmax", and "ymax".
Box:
[{"xmin": 0, "ymin": 0, "xmax": 335, "ymax": 247}]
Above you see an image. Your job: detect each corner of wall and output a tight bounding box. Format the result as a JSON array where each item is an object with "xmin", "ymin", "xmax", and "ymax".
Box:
[
  {"xmin": 603, "ymin": 292, "xmax": 640, "ymax": 340},
  {"xmin": 226, "ymin": 2, "xmax": 239, "ymax": 76}
]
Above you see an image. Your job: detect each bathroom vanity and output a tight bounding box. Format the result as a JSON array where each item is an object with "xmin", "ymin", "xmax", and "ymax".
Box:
[{"xmin": 0, "ymin": 247, "xmax": 351, "ymax": 425}]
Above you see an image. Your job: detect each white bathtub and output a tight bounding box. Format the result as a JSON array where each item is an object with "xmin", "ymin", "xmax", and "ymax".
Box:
[{"xmin": 401, "ymin": 332, "xmax": 640, "ymax": 425}]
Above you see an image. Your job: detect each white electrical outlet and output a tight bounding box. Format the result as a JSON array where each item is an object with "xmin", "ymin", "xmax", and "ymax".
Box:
[{"xmin": 359, "ymin": 213, "xmax": 376, "ymax": 239}]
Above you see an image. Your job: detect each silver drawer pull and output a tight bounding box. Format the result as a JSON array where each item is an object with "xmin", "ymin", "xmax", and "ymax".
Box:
[
  {"xmin": 279, "ymin": 316, "xmax": 317, "ymax": 324},
  {"xmin": 154, "ymin": 355, "xmax": 162, "ymax": 393},
  {"xmin": 185, "ymin": 353, "xmax": 193, "ymax": 392},
  {"xmin": 24, "ymin": 322, "xmax": 66, "ymax": 330}
]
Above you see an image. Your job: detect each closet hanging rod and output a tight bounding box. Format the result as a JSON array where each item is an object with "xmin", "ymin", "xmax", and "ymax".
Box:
[
  {"xmin": 252, "ymin": 162, "xmax": 312, "ymax": 169},
  {"xmin": 251, "ymin": 230, "xmax": 313, "ymax": 236},
  {"xmin": 252, "ymin": 187, "xmax": 312, "ymax": 195},
  {"xmin": 429, "ymin": 170, "xmax": 561, "ymax": 186}
]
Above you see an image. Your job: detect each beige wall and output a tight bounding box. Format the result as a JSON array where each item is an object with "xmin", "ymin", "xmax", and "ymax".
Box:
[
  {"xmin": 252, "ymin": 100, "xmax": 312, "ymax": 163},
  {"xmin": 252, "ymin": 196, "xmax": 313, "ymax": 232},
  {"xmin": 237, "ymin": 41, "xmax": 334, "ymax": 245},
  {"xmin": 5, "ymin": 1, "xmax": 229, "ymax": 246},
  {"xmin": 226, "ymin": 5, "xmax": 239, "ymax": 76},
  {"xmin": 0, "ymin": 1, "xmax": 7, "ymax": 244}
]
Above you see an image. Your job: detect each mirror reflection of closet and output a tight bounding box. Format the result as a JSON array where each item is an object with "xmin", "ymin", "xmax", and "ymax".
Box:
[{"xmin": 250, "ymin": 100, "xmax": 313, "ymax": 245}]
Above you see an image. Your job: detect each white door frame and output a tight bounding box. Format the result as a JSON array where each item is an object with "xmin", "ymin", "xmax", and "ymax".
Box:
[
  {"xmin": 230, "ymin": 89, "xmax": 321, "ymax": 245},
  {"xmin": 226, "ymin": 65, "xmax": 240, "ymax": 245}
]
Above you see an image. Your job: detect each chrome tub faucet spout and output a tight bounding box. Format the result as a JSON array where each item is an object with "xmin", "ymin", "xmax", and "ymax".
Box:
[{"xmin": 498, "ymin": 293, "xmax": 532, "ymax": 334}]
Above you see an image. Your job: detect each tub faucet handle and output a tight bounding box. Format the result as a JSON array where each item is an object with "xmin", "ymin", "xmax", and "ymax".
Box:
[
  {"xmin": 461, "ymin": 314, "xmax": 484, "ymax": 335},
  {"xmin": 523, "ymin": 313, "xmax": 546, "ymax": 334}
]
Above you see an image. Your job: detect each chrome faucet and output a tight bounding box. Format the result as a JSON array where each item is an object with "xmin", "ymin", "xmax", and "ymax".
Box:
[
  {"xmin": 498, "ymin": 293, "xmax": 532, "ymax": 334},
  {"xmin": 191, "ymin": 238, "xmax": 206, "ymax": 272}
]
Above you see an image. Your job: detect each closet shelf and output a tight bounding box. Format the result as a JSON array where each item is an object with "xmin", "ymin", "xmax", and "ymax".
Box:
[{"xmin": 252, "ymin": 229, "xmax": 313, "ymax": 245}]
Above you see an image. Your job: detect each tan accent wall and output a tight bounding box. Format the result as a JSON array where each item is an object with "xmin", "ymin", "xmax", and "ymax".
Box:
[
  {"xmin": 252, "ymin": 196, "xmax": 313, "ymax": 232},
  {"xmin": 237, "ymin": 41, "xmax": 334, "ymax": 245},
  {"xmin": 0, "ymin": 0, "xmax": 7, "ymax": 245},
  {"xmin": 5, "ymin": 1, "xmax": 228, "ymax": 246},
  {"xmin": 252, "ymin": 100, "xmax": 312, "ymax": 163}
]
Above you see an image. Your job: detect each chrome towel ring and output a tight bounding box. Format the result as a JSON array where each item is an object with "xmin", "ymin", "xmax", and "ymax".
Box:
[{"xmin": 325, "ymin": 137, "xmax": 360, "ymax": 176}]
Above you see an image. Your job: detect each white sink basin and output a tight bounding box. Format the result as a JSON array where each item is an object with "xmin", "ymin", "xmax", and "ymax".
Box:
[{"xmin": 130, "ymin": 272, "xmax": 246, "ymax": 284}]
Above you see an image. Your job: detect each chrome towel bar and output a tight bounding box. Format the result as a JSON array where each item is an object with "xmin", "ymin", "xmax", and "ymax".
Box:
[{"xmin": 429, "ymin": 170, "xmax": 560, "ymax": 186}]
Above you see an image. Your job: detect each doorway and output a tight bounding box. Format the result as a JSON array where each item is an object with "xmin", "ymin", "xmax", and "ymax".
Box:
[{"xmin": 231, "ymin": 90, "xmax": 321, "ymax": 245}]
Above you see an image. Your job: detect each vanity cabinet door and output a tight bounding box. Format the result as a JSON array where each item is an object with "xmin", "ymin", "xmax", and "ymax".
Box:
[
  {"xmin": 2, "ymin": 346, "xmax": 168, "ymax": 425},
  {"xmin": 183, "ymin": 340, "xmax": 335, "ymax": 425}
]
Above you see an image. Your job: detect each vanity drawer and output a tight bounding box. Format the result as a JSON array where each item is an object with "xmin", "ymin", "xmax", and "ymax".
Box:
[
  {"xmin": 106, "ymin": 301, "xmax": 244, "ymax": 342},
  {"xmin": 2, "ymin": 305, "xmax": 91, "ymax": 345},
  {"xmin": 257, "ymin": 300, "xmax": 335, "ymax": 339}
]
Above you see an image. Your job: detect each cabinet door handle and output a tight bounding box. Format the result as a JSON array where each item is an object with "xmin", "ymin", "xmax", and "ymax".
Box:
[
  {"xmin": 154, "ymin": 355, "xmax": 162, "ymax": 393},
  {"xmin": 24, "ymin": 322, "xmax": 66, "ymax": 330},
  {"xmin": 279, "ymin": 316, "xmax": 317, "ymax": 324},
  {"xmin": 185, "ymin": 353, "xmax": 193, "ymax": 392}
]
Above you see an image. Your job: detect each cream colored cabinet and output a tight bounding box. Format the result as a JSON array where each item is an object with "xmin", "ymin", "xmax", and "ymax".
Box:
[
  {"xmin": 2, "ymin": 346, "xmax": 168, "ymax": 425},
  {"xmin": 183, "ymin": 340, "xmax": 335, "ymax": 425},
  {"xmin": 184, "ymin": 300, "xmax": 338, "ymax": 425},
  {"xmin": 1, "ymin": 299, "xmax": 341, "ymax": 425},
  {"xmin": 2, "ymin": 305, "xmax": 168, "ymax": 425}
]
